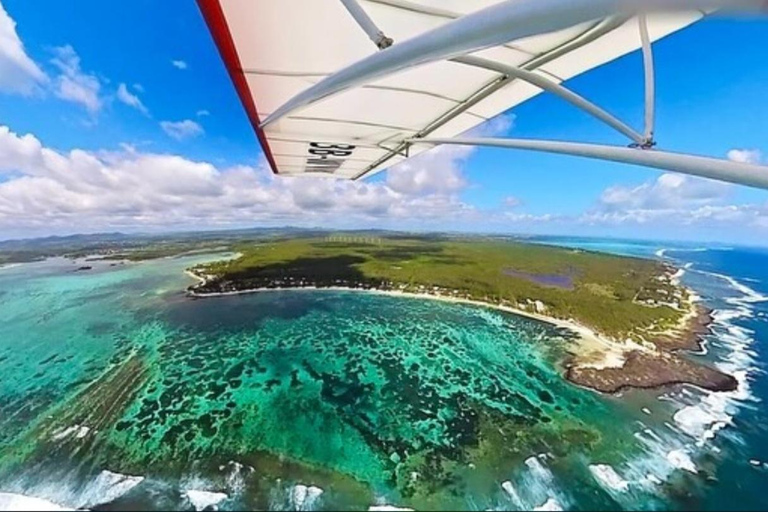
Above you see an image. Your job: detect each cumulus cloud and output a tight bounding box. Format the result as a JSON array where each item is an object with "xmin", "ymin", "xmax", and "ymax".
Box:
[
  {"xmin": 386, "ymin": 114, "xmax": 515, "ymax": 195},
  {"xmin": 727, "ymin": 148, "xmax": 763, "ymax": 165},
  {"xmin": 50, "ymin": 45, "xmax": 102, "ymax": 113},
  {"xmin": 2, "ymin": 114, "xmax": 765, "ymax": 241},
  {"xmin": 599, "ymin": 173, "xmax": 730, "ymax": 213},
  {"xmin": 580, "ymin": 172, "xmax": 768, "ymax": 230},
  {"xmin": 196, "ymin": 109, "xmax": 210, "ymax": 117},
  {"xmin": 116, "ymin": 83, "xmax": 149, "ymax": 115},
  {"xmin": 0, "ymin": 1, "xmax": 47, "ymax": 95},
  {"xmin": 161, "ymin": 120, "xmax": 204, "ymax": 140},
  {"xmin": 386, "ymin": 144, "xmax": 470, "ymax": 195},
  {"xmin": 0, "ymin": 125, "xmax": 489, "ymax": 236},
  {"xmin": 171, "ymin": 60, "xmax": 188, "ymax": 70}
]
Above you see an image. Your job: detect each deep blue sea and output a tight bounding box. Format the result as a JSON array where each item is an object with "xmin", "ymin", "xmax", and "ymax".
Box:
[{"xmin": 534, "ymin": 236, "xmax": 768, "ymax": 511}]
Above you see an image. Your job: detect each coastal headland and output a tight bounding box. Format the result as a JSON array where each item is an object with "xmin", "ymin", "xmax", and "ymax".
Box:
[{"xmin": 186, "ymin": 236, "xmax": 737, "ymax": 394}]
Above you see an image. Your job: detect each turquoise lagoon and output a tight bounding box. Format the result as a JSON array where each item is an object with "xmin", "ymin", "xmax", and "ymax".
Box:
[{"xmin": 0, "ymin": 245, "xmax": 765, "ymax": 511}]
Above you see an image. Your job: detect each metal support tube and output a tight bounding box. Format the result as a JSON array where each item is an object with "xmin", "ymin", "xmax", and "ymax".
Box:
[
  {"xmin": 340, "ymin": 0, "xmax": 394, "ymax": 50},
  {"xmin": 407, "ymin": 137, "xmax": 768, "ymax": 190},
  {"xmin": 454, "ymin": 55, "xmax": 645, "ymax": 144},
  {"xmin": 639, "ymin": 14, "xmax": 656, "ymax": 145},
  {"xmin": 262, "ymin": 0, "xmax": 764, "ymax": 127}
]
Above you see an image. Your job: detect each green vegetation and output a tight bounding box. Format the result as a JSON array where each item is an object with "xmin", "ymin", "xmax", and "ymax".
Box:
[{"xmin": 194, "ymin": 236, "xmax": 685, "ymax": 340}]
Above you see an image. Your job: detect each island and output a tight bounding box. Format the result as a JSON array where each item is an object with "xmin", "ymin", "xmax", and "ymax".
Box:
[{"xmin": 186, "ymin": 236, "xmax": 737, "ymax": 394}]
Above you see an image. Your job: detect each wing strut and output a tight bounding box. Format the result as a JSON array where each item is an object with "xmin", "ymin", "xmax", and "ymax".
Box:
[
  {"xmin": 407, "ymin": 137, "xmax": 768, "ymax": 190},
  {"xmin": 338, "ymin": 1, "xmax": 646, "ymax": 145},
  {"xmin": 638, "ymin": 14, "xmax": 656, "ymax": 147},
  {"xmin": 453, "ymin": 56, "xmax": 646, "ymax": 145},
  {"xmin": 262, "ymin": 0, "xmax": 765, "ymax": 128},
  {"xmin": 339, "ymin": 0, "xmax": 394, "ymax": 49}
]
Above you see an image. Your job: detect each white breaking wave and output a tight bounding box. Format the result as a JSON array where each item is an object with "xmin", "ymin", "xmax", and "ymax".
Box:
[
  {"xmin": 497, "ymin": 455, "xmax": 568, "ymax": 511},
  {"xmin": 623, "ymin": 432, "xmax": 693, "ymax": 490},
  {"xmin": 0, "ymin": 492, "xmax": 73, "ymax": 511},
  {"xmin": 219, "ymin": 460, "xmax": 253, "ymax": 495},
  {"xmin": 77, "ymin": 470, "xmax": 144, "ymax": 508},
  {"xmin": 184, "ymin": 490, "xmax": 228, "ymax": 511},
  {"xmin": 533, "ymin": 497, "xmax": 564, "ymax": 511},
  {"xmin": 574, "ymin": 265, "xmax": 765, "ymax": 509},
  {"xmin": 658, "ymin": 247, "xmax": 708, "ymax": 259},
  {"xmin": 368, "ymin": 506, "xmax": 414, "ymax": 511},
  {"xmin": 1, "ymin": 469, "xmax": 144, "ymax": 510},
  {"xmin": 666, "ymin": 450, "xmax": 697, "ymax": 474},
  {"xmin": 699, "ymin": 270, "xmax": 768, "ymax": 304},
  {"xmin": 50, "ymin": 425, "xmax": 90, "ymax": 441},
  {"xmin": 671, "ymin": 271, "xmax": 761, "ymax": 449},
  {"xmin": 623, "ymin": 266, "xmax": 765, "ymax": 501},
  {"xmin": 501, "ymin": 481, "xmax": 524, "ymax": 509},
  {"xmin": 589, "ymin": 464, "xmax": 629, "ymax": 493},
  {"xmin": 290, "ymin": 484, "xmax": 323, "ymax": 511}
]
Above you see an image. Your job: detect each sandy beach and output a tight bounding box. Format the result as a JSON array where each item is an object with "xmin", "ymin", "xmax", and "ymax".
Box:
[
  {"xmin": 184, "ymin": 269, "xmax": 647, "ymax": 372},
  {"xmin": 183, "ymin": 261, "xmax": 738, "ymax": 395}
]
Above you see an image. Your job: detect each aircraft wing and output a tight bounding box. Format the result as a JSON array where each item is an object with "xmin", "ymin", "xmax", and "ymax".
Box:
[{"xmin": 198, "ymin": 0, "xmax": 704, "ymax": 180}]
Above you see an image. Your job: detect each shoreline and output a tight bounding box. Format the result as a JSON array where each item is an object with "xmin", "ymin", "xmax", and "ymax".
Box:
[
  {"xmin": 188, "ymin": 277, "xmax": 625, "ymax": 363},
  {"xmin": 184, "ymin": 269, "xmax": 736, "ymax": 394}
]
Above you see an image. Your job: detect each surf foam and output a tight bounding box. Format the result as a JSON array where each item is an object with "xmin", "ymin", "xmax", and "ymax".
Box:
[
  {"xmin": 184, "ymin": 489, "xmax": 228, "ymax": 511},
  {"xmin": 0, "ymin": 492, "xmax": 73, "ymax": 511},
  {"xmin": 50, "ymin": 425, "xmax": 90, "ymax": 441},
  {"xmin": 77, "ymin": 470, "xmax": 144, "ymax": 508},
  {"xmin": 501, "ymin": 481, "xmax": 524, "ymax": 509},
  {"xmin": 589, "ymin": 464, "xmax": 629, "ymax": 493},
  {"xmin": 290, "ymin": 484, "xmax": 323, "ymax": 511},
  {"xmin": 666, "ymin": 449, "xmax": 697, "ymax": 474},
  {"xmin": 533, "ymin": 497, "xmax": 563, "ymax": 511},
  {"xmin": 499, "ymin": 455, "xmax": 568, "ymax": 511}
]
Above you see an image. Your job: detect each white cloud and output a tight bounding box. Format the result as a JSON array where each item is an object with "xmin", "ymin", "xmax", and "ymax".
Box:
[
  {"xmin": 386, "ymin": 144, "xmax": 470, "ymax": 195},
  {"xmin": 598, "ymin": 173, "xmax": 729, "ymax": 212},
  {"xmin": 503, "ymin": 196, "xmax": 522, "ymax": 209},
  {"xmin": 171, "ymin": 60, "xmax": 188, "ymax": 70},
  {"xmin": 471, "ymin": 114, "xmax": 515, "ymax": 137},
  {"xmin": 196, "ymin": 109, "xmax": 210, "ymax": 117},
  {"xmin": 0, "ymin": 125, "xmax": 489, "ymax": 236},
  {"xmin": 50, "ymin": 45, "xmax": 102, "ymax": 113},
  {"xmin": 116, "ymin": 83, "xmax": 149, "ymax": 115},
  {"xmin": 386, "ymin": 114, "xmax": 515, "ymax": 196},
  {"xmin": 160, "ymin": 120, "xmax": 204, "ymax": 140},
  {"xmin": 1, "ymin": 116, "xmax": 765, "ymax": 242},
  {"xmin": 727, "ymin": 148, "xmax": 763, "ymax": 165},
  {"xmin": 0, "ymin": 1, "xmax": 47, "ymax": 95},
  {"xmin": 577, "ymin": 172, "xmax": 768, "ymax": 231}
]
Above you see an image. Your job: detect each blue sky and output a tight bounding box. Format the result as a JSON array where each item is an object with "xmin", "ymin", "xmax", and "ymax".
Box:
[{"xmin": 0, "ymin": 0, "xmax": 767, "ymax": 245}]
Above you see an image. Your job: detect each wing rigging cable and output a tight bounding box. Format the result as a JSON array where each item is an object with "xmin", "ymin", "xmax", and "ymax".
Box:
[{"xmin": 198, "ymin": 0, "xmax": 768, "ymax": 190}]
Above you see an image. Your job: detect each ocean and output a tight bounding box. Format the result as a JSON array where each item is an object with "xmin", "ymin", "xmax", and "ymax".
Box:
[{"xmin": 0, "ymin": 238, "xmax": 766, "ymax": 511}]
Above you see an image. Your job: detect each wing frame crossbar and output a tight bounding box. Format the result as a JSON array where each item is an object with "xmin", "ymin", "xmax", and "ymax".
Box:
[
  {"xmin": 253, "ymin": 0, "xmax": 766, "ymax": 187},
  {"xmin": 339, "ymin": 0, "xmax": 394, "ymax": 49},
  {"xmin": 406, "ymin": 137, "xmax": 768, "ymax": 190},
  {"xmin": 261, "ymin": 0, "xmax": 763, "ymax": 130},
  {"xmin": 338, "ymin": 0, "xmax": 652, "ymax": 149},
  {"xmin": 638, "ymin": 14, "xmax": 656, "ymax": 146}
]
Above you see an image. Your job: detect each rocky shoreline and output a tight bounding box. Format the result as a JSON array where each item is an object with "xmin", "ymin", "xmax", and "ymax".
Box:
[
  {"xmin": 566, "ymin": 350, "xmax": 737, "ymax": 394},
  {"xmin": 567, "ymin": 305, "xmax": 737, "ymax": 393},
  {"xmin": 185, "ymin": 268, "xmax": 737, "ymax": 396}
]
